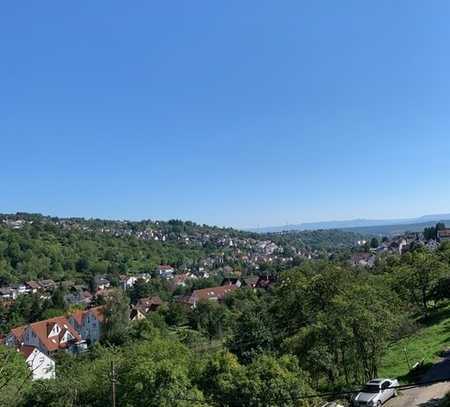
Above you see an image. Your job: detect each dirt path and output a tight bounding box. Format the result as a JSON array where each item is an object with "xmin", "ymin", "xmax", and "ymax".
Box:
[{"xmin": 387, "ymin": 352, "xmax": 450, "ymax": 407}]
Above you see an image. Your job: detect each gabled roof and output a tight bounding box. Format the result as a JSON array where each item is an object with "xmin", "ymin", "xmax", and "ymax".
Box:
[
  {"xmin": 157, "ymin": 265, "xmax": 174, "ymax": 271},
  {"xmin": 38, "ymin": 279, "xmax": 56, "ymax": 288},
  {"xmin": 243, "ymin": 276, "xmax": 259, "ymax": 287},
  {"xmin": 10, "ymin": 326, "xmax": 26, "ymax": 342},
  {"xmin": 26, "ymin": 281, "xmax": 41, "ymax": 290},
  {"xmin": 11, "ymin": 316, "xmax": 81, "ymax": 353},
  {"xmin": 70, "ymin": 306, "xmax": 105, "ymax": 325},
  {"xmin": 190, "ymin": 285, "xmax": 238, "ymax": 303}
]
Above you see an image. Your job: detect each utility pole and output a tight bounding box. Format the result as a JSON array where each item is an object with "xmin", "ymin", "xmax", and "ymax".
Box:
[{"xmin": 111, "ymin": 361, "xmax": 117, "ymax": 407}]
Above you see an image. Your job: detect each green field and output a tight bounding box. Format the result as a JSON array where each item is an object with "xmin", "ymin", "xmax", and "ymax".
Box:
[{"xmin": 380, "ymin": 304, "xmax": 450, "ymax": 380}]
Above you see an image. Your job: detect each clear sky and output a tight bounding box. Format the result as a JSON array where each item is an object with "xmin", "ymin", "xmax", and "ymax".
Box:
[{"xmin": 2, "ymin": 1, "xmax": 450, "ymax": 228}]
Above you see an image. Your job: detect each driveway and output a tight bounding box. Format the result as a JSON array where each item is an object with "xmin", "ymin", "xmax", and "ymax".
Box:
[{"xmin": 387, "ymin": 351, "xmax": 450, "ymax": 407}]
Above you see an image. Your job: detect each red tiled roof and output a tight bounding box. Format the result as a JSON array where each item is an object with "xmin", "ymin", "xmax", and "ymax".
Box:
[
  {"xmin": 174, "ymin": 273, "xmax": 190, "ymax": 285},
  {"xmin": 71, "ymin": 306, "xmax": 104, "ymax": 325},
  {"xmin": 87, "ymin": 306, "xmax": 104, "ymax": 322},
  {"xmin": 158, "ymin": 265, "xmax": 174, "ymax": 270},
  {"xmin": 71, "ymin": 309, "xmax": 84, "ymax": 325},
  {"xmin": 11, "ymin": 326, "xmax": 26, "ymax": 342},
  {"xmin": 190, "ymin": 285, "xmax": 238, "ymax": 303},
  {"xmin": 14, "ymin": 316, "xmax": 81, "ymax": 353},
  {"xmin": 438, "ymin": 229, "xmax": 450, "ymax": 238}
]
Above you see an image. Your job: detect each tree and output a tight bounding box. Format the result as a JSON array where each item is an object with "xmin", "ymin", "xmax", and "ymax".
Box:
[
  {"xmin": 197, "ymin": 351, "xmax": 314, "ymax": 407},
  {"xmin": 391, "ymin": 250, "xmax": 449, "ymax": 317},
  {"xmin": 227, "ymin": 303, "xmax": 274, "ymax": 363},
  {"xmin": 0, "ymin": 345, "xmax": 30, "ymax": 406},
  {"xmin": 189, "ymin": 301, "xmax": 230, "ymax": 342},
  {"xmin": 370, "ymin": 237, "xmax": 379, "ymax": 249},
  {"xmin": 101, "ymin": 289, "xmax": 130, "ymax": 345},
  {"xmin": 273, "ymin": 262, "xmax": 399, "ymax": 385},
  {"xmin": 50, "ymin": 286, "xmax": 66, "ymax": 310}
]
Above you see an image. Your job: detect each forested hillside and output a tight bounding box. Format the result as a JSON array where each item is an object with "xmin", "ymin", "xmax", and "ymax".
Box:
[
  {"xmin": 0, "ymin": 213, "xmax": 366, "ymax": 286},
  {"xmin": 3, "ymin": 214, "xmax": 450, "ymax": 406}
]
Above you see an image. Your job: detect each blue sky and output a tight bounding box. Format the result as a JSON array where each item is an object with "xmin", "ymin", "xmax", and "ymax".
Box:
[{"xmin": 2, "ymin": 1, "xmax": 450, "ymax": 228}]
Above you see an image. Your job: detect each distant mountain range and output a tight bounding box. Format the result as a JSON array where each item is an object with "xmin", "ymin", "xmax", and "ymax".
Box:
[{"xmin": 249, "ymin": 214, "xmax": 450, "ymax": 234}]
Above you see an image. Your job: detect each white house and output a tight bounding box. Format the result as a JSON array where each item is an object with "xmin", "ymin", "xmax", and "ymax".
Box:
[
  {"xmin": 156, "ymin": 265, "xmax": 175, "ymax": 279},
  {"xmin": 120, "ymin": 275, "xmax": 138, "ymax": 290},
  {"xmin": 95, "ymin": 276, "xmax": 111, "ymax": 291},
  {"xmin": 20, "ymin": 345, "xmax": 56, "ymax": 380}
]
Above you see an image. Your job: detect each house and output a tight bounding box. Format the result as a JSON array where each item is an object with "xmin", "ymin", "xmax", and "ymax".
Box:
[
  {"xmin": 37, "ymin": 280, "xmax": 57, "ymax": 291},
  {"xmin": 6, "ymin": 316, "xmax": 82, "ymax": 356},
  {"xmin": 426, "ymin": 239, "xmax": 440, "ymax": 251},
  {"xmin": 221, "ymin": 277, "xmax": 242, "ymax": 288},
  {"xmin": 26, "ymin": 281, "xmax": 41, "ymax": 293},
  {"xmin": 389, "ymin": 239, "xmax": 408, "ymax": 254},
  {"xmin": 137, "ymin": 273, "xmax": 151, "ymax": 282},
  {"xmin": 64, "ymin": 290, "xmax": 93, "ymax": 306},
  {"xmin": 95, "ymin": 276, "xmax": 111, "ymax": 291},
  {"xmin": 120, "ymin": 275, "xmax": 138, "ymax": 290},
  {"xmin": 11, "ymin": 284, "xmax": 28, "ymax": 296},
  {"xmin": 19, "ymin": 345, "xmax": 56, "ymax": 380},
  {"xmin": 255, "ymin": 276, "xmax": 276, "ymax": 290},
  {"xmin": 437, "ymin": 229, "xmax": 450, "ymax": 242},
  {"xmin": 135, "ymin": 296, "xmax": 163, "ymax": 313},
  {"xmin": 186, "ymin": 285, "xmax": 238, "ymax": 308},
  {"xmin": 242, "ymin": 276, "xmax": 259, "ymax": 289},
  {"xmin": 172, "ymin": 273, "xmax": 191, "ymax": 288},
  {"xmin": 68, "ymin": 306, "xmax": 104, "ymax": 344},
  {"xmin": 130, "ymin": 308, "xmax": 146, "ymax": 321},
  {"xmin": 0, "ymin": 287, "xmax": 14, "ymax": 300},
  {"xmin": 351, "ymin": 253, "xmax": 376, "ymax": 267},
  {"xmin": 156, "ymin": 265, "xmax": 175, "ymax": 279}
]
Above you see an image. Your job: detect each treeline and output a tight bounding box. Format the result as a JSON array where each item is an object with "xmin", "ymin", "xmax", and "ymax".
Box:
[{"xmin": 0, "ymin": 221, "xmax": 205, "ymax": 285}]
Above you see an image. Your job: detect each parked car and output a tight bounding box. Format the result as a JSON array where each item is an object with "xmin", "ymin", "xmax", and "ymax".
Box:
[{"xmin": 352, "ymin": 378, "xmax": 399, "ymax": 406}]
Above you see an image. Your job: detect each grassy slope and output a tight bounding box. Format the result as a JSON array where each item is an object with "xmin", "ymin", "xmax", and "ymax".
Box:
[{"xmin": 380, "ymin": 304, "xmax": 450, "ymax": 380}]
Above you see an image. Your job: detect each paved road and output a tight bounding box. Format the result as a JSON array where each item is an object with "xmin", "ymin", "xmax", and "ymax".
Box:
[{"xmin": 387, "ymin": 351, "xmax": 450, "ymax": 407}]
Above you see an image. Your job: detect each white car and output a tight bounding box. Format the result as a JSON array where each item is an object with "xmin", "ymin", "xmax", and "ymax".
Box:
[{"xmin": 353, "ymin": 378, "xmax": 399, "ymax": 406}]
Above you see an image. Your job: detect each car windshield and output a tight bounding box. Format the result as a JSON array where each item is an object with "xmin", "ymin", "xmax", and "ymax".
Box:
[{"xmin": 362, "ymin": 385, "xmax": 380, "ymax": 393}]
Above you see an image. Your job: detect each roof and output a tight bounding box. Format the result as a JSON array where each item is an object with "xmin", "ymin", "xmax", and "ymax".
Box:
[
  {"xmin": 137, "ymin": 296, "xmax": 163, "ymax": 307},
  {"xmin": 87, "ymin": 306, "xmax": 105, "ymax": 322},
  {"xmin": 438, "ymin": 229, "xmax": 450, "ymax": 238},
  {"xmin": 243, "ymin": 276, "xmax": 259, "ymax": 287},
  {"xmin": 19, "ymin": 344, "xmax": 37, "ymax": 359},
  {"xmin": 14, "ymin": 316, "xmax": 81, "ymax": 352},
  {"xmin": 173, "ymin": 273, "xmax": 190, "ymax": 285},
  {"xmin": 26, "ymin": 281, "xmax": 41, "ymax": 290},
  {"xmin": 135, "ymin": 296, "xmax": 163, "ymax": 312},
  {"xmin": 71, "ymin": 306, "xmax": 105, "ymax": 325},
  {"xmin": 71, "ymin": 309, "xmax": 84, "ymax": 325},
  {"xmin": 157, "ymin": 265, "xmax": 174, "ymax": 270},
  {"xmin": 190, "ymin": 285, "xmax": 238, "ymax": 303},
  {"xmin": 38, "ymin": 279, "xmax": 56, "ymax": 288},
  {"xmin": 10, "ymin": 326, "xmax": 26, "ymax": 342}
]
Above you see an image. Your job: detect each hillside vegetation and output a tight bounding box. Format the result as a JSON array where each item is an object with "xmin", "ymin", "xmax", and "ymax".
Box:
[{"xmin": 1, "ymin": 215, "xmax": 450, "ymax": 406}]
